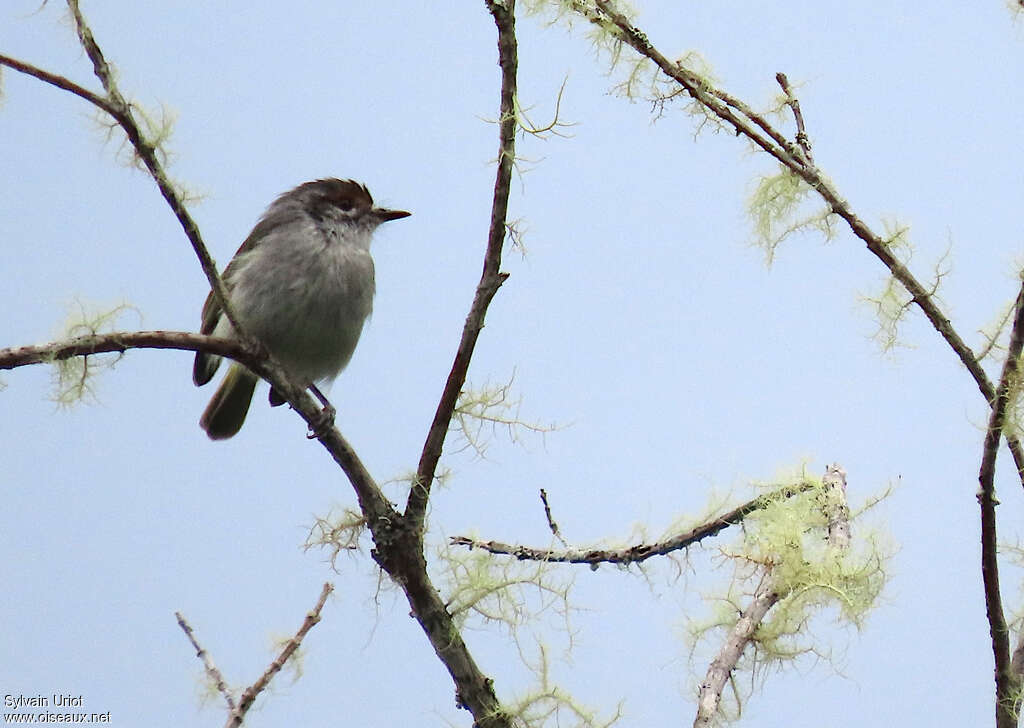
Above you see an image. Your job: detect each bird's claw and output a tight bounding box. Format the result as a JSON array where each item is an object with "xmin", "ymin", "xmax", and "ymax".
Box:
[{"xmin": 306, "ymin": 404, "xmax": 337, "ymax": 439}]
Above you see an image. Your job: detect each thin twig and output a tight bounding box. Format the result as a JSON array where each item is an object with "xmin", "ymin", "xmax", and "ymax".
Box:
[
  {"xmin": 176, "ymin": 584, "xmax": 332, "ymax": 728},
  {"xmin": 228, "ymin": 583, "xmax": 334, "ymax": 728},
  {"xmin": 175, "ymin": 611, "xmax": 237, "ymax": 712},
  {"xmin": 589, "ymin": 1, "xmax": 794, "ymax": 164},
  {"xmin": 0, "ymin": 52, "xmax": 118, "ymax": 115},
  {"xmin": 539, "ymin": 489, "xmax": 567, "ymax": 546},
  {"xmin": 451, "ymin": 481, "xmax": 817, "ymax": 566},
  {"xmin": 775, "ymin": 72, "xmax": 812, "ymax": 163}
]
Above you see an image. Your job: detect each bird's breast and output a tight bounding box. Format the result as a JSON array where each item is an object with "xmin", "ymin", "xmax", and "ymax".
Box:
[{"xmin": 230, "ymin": 225, "xmax": 377, "ymax": 383}]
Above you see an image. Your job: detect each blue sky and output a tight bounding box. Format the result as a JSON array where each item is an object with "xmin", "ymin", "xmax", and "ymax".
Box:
[{"xmin": 3, "ymin": 1, "xmax": 1024, "ymax": 726}]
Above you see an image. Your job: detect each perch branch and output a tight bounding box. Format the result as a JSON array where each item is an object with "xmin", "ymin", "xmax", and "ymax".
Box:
[
  {"xmin": 0, "ymin": 331, "xmax": 250, "ymax": 371},
  {"xmin": 0, "ymin": 325, "xmax": 395, "ymax": 525}
]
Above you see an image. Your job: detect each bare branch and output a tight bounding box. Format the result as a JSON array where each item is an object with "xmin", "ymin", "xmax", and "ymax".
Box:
[
  {"xmin": 571, "ymin": 0, "xmax": 1024, "ymax": 486},
  {"xmin": 60, "ymin": 0, "xmax": 241, "ymax": 338},
  {"xmin": 516, "ymin": 76, "xmax": 577, "ymax": 138},
  {"xmin": 0, "ymin": 326, "xmax": 397, "ymax": 534},
  {"xmin": 345, "ymin": 6, "xmax": 522, "ymax": 728},
  {"xmin": 539, "ymin": 489, "xmax": 567, "ymax": 547},
  {"xmin": 0, "ymin": 331, "xmax": 251, "ymax": 372},
  {"xmin": 693, "ymin": 465, "xmax": 854, "ymax": 726},
  {"xmin": 451, "ymin": 481, "xmax": 817, "ymax": 566},
  {"xmin": 588, "ymin": 0, "xmax": 795, "ymax": 166},
  {"xmin": 174, "ymin": 612, "xmax": 236, "ymax": 713},
  {"xmin": 176, "ymin": 584, "xmax": 332, "ymax": 728},
  {"xmin": 775, "ymin": 72, "xmax": 812, "ymax": 163},
  {"xmin": 406, "ymin": 0, "xmax": 517, "ymax": 526},
  {"xmin": 693, "ymin": 578, "xmax": 779, "ymax": 728},
  {"xmin": 977, "ymin": 285, "xmax": 1024, "ymax": 727},
  {"xmin": 228, "ymin": 583, "xmax": 334, "ymax": 728},
  {"xmin": 0, "ymin": 52, "xmax": 118, "ymax": 116}
]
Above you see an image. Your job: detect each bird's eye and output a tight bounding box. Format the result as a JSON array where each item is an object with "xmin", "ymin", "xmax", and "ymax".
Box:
[{"xmin": 336, "ymin": 198, "xmax": 355, "ymax": 212}]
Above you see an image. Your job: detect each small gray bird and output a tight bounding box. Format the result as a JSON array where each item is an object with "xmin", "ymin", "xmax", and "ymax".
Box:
[{"xmin": 193, "ymin": 178, "xmax": 410, "ymax": 440}]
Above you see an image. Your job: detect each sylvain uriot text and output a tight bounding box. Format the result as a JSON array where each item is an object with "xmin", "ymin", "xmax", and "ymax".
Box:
[{"xmin": 4, "ymin": 694, "xmax": 84, "ymax": 709}]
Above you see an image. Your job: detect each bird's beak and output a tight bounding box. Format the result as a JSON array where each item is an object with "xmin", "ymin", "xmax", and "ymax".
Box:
[{"xmin": 374, "ymin": 208, "xmax": 411, "ymax": 223}]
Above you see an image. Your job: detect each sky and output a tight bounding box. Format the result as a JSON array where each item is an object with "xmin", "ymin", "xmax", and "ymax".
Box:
[{"xmin": 3, "ymin": 1, "xmax": 1024, "ymax": 726}]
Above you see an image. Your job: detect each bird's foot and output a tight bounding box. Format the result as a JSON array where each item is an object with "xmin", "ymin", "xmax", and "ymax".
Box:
[
  {"xmin": 306, "ymin": 403, "xmax": 336, "ymax": 439},
  {"xmin": 306, "ymin": 383, "xmax": 336, "ymax": 439}
]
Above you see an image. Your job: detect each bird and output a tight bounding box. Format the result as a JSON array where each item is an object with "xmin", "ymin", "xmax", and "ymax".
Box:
[{"xmin": 193, "ymin": 178, "xmax": 410, "ymax": 440}]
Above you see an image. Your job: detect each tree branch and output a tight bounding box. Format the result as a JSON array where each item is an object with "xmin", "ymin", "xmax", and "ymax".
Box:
[
  {"xmin": 353, "ymin": 7, "xmax": 521, "ymax": 727},
  {"xmin": 176, "ymin": 583, "xmax": 333, "ymax": 728},
  {"xmin": 0, "ymin": 331, "xmax": 250, "ymax": 371},
  {"xmin": 59, "ymin": 0, "xmax": 242, "ymax": 337},
  {"xmin": 693, "ymin": 578, "xmax": 779, "ymax": 728},
  {"xmin": 977, "ymin": 285, "xmax": 1024, "ymax": 728},
  {"xmin": 693, "ymin": 465, "xmax": 849, "ymax": 726},
  {"xmin": 576, "ymin": 0, "xmax": 1024, "ymax": 486},
  {"xmin": 451, "ymin": 481, "xmax": 817, "ymax": 566},
  {"xmin": 539, "ymin": 489, "xmax": 567, "ymax": 546},
  {"xmin": 822, "ymin": 463, "xmax": 850, "ymax": 549},
  {"xmin": 174, "ymin": 611, "xmax": 236, "ymax": 713},
  {"xmin": 0, "ymin": 325, "xmax": 397, "ymax": 528},
  {"xmin": 229, "ymin": 583, "xmax": 333, "ymax": 728},
  {"xmin": 775, "ymin": 72, "xmax": 812, "ymax": 163},
  {"xmin": 406, "ymin": 0, "xmax": 516, "ymax": 527},
  {"xmin": 0, "ymin": 52, "xmax": 119, "ymax": 116},
  {"xmin": 589, "ymin": 1, "xmax": 794, "ymax": 165}
]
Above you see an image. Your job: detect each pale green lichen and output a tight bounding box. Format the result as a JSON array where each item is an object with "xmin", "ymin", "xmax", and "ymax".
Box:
[
  {"xmin": 859, "ymin": 223, "xmax": 952, "ymax": 354},
  {"xmin": 49, "ymin": 300, "xmax": 140, "ymax": 407},
  {"xmin": 438, "ymin": 544, "xmax": 574, "ymax": 640},
  {"xmin": 503, "ymin": 643, "xmax": 624, "ymax": 728},
  {"xmin": 303, "ymin": 507, "xmax": 367, "ymax": 572},
  {"xmin": 451, "ymin": 376, "xmax": 559, "ymax": 459},
  {"xmin": 686, "ymin": 475, "xmax": 892, "ymax": 723},
  {"xmin": 748, "ymin": 166, "xmax": 836, "ymax": 265}
]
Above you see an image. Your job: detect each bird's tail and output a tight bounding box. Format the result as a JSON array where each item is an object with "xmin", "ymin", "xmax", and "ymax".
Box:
[{"xmin": 199, "ymin": 364, "xmax": 258, "ymax": 440}]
